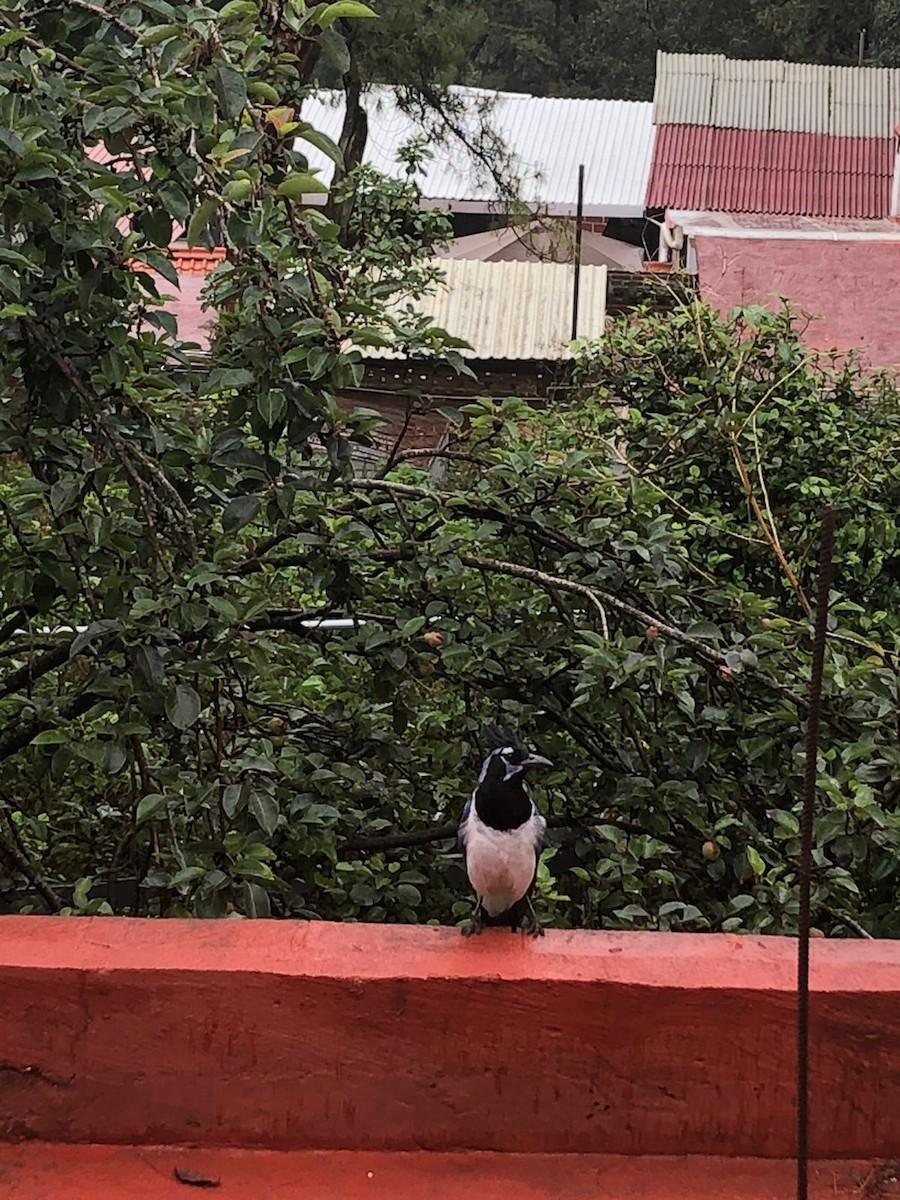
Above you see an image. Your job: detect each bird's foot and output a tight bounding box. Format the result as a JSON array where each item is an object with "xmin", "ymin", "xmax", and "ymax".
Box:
[
  {"xmin": 520, "ymin": 896, "xmax": 544, "ymax": 938},
  {"xmin": 461, "ymin": 908, "xmax": 485, "ymax": 937},
  {"xmin": 521, "ymin": 915, "xmax": 545, "ymax": 938}
]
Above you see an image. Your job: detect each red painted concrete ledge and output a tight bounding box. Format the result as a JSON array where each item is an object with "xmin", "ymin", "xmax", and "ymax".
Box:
[
  {"xmin": 0, "ymin": 1146, "xmax": 877, "ymax": 1200},
  {"xmin": 2, "ymin": 918, "xmax": 900, "ymax": 1161}
]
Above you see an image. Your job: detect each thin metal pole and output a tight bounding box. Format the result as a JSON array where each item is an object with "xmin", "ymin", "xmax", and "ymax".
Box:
[
  {"xmin": 571, "ymin": 163, "xmax": 585, "ymax": 342},
  {"xmin": 797, "ymin": 505, "xmax": 836, "ymax": 1200},
  {"xmin": 858, "ymin": 28, "xmax": 867, "ymax": 66}
]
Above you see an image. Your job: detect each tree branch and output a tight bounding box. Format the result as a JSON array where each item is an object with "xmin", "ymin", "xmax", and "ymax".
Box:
[
  {"xmin": 12, "ymin": 307, "xmax": 199, "ymax": 564},
  {"xmin": 0, "ymin": 691, "xmax": 99, "ymax": 762},
  {"xmin": 0, "ymin": 642, "xmax": 73, "ymax": 700},
  {"xmin": 67, "ymin": 0, "xmax": 138, "ymax": 37},
  {"xmin": 0, "ymin": 10, "xmax": 79, "ymax": 69},
  {"xmin": 341, "ymin": 812, "xmax": 669, "ymax": 854},
  {"xmin": 0, "ymin": 812, "xmax": 63, "ymax": 913}
]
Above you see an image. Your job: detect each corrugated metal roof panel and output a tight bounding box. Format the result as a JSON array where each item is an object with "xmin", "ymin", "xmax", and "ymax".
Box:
[
  {"xmin": 654, "ymin": 52, "xmax": 900, "ymax": 136},
  {"xmin": 831, "ymin": 65, "xmax": 889, "ymax": 138},
  {"xmin": 366, "ymin": 258, "xmax": 607, "ymax": 361},
  {"xmin": 713, "ymin": 75, "xmax": 770, "ymax": 129},
  {"xmin": 653, "ymin": 51, "xmax": 717, "ymax": 125},
  {"xmin": 772, "ymin": 76, "xmax": 829, "ymax": 135},
  {"xmin": 298, "ymin": 87, "xmax": 654, "ymax": 216},
  {"xmin": 647, "ymin": 125, "xmax": 894, "ymax": 218},
  {"xmin": 890, "ymin": 69, "xmax": 900, "ymax": 126}
]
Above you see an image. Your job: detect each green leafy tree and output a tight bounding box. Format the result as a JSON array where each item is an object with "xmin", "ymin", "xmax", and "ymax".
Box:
[
  {"xmin": 456, "ymin": 0, "xmax": 893, "ymax": 100},
  {"xmin": 0, "ymin": 0, "xmax": 461, "ymax": 916},
  {"xmin": 1, "ymin": 2, "xmax": 899, "ymax": 938}
]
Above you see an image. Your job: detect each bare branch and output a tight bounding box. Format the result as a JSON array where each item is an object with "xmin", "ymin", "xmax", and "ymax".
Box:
[
  {"xmin": 0, "ymin": 809, "xmax": 63, "ymax": 913},
  {"xmin": 341, "ymin": 812, "xmax": 661, "ymax": 854},
  {"xmin": 67, "ymin": 0, "xmax": 138, "ymax": 36}
]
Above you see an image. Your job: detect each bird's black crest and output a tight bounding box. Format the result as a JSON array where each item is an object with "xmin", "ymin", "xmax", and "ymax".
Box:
[{"xmin": 481, "ymin": 724, "xmax": 527, "ymax": 754}]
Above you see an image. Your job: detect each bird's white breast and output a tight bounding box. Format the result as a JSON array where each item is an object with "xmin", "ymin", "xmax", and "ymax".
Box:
[{"xmin": 463, "ymin": 806, "xmax": 544, "ymax": 917}]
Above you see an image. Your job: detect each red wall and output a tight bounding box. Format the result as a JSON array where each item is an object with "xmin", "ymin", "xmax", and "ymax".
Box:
[
  {"xmin": 694, "ymin": 235, "xmax": 900, "ymax": 370},
  {"xmin": 3, "ymin": 918, "xmax": 900, "ymax": 1158}
]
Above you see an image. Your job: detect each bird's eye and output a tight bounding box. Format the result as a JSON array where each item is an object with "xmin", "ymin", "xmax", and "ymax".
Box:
[{"xmin": 501, "ymin": 746, "xmax": 513, "ymax": 758}]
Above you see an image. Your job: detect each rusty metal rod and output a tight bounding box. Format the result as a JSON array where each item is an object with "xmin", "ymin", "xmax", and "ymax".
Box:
[{"xmin": 797, "ymin": 504, "xmax": 836, "ymax": 1200}]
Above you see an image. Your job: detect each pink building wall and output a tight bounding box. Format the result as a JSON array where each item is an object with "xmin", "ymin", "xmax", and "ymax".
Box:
[{"xmin": 694, "ymin": 235, "xmax": 900, "ymax": 371}]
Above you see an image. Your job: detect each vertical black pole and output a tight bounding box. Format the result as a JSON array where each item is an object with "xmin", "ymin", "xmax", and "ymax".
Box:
[
  {"xmin": 571, "ymin": 163, "xmax": 585, "ymax": 342},
  {"xmin": 797, "ymin": 505, "xmax": 836, "ymax": 1200}
]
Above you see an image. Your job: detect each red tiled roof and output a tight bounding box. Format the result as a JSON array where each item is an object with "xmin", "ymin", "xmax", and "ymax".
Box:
[
  {"xmin": 647, "ymin": 125, "xmax": 895, "ymax": 219},
  {"xmin": 171, "ymin": 246, "xmax": 225, "ymax": 275}
]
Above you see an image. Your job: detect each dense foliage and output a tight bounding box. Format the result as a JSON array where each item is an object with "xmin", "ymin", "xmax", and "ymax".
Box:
[
  {"xmin": 338, "ymin": 0, "xmax": 900, "ymax": 103},
  {"xmin": 1, "ymin": 0, "xmax": 899, "ymax": 936}
]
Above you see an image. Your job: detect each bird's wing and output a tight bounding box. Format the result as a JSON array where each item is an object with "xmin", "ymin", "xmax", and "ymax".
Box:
[
  {"xmin": 527, "ymin": 811, "xmax": 547, "ymax": 896},
  {"xmin": 532, "ymin": 807, "xmax": 547, "ymax": 850},
  {"xmin": 457, "ymin": 797, "xmax": 473, "ymax": 864}
]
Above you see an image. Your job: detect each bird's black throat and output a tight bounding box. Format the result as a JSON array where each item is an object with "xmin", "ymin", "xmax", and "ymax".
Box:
[{"xmin": 473, "ymin": 775, "xmax": 532, "ymax": 831}]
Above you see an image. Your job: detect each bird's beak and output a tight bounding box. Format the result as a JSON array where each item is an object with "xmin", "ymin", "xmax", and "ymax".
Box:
[{"xmin": 522, "ymin": 753, "xmax": 552, "ymax": 769}]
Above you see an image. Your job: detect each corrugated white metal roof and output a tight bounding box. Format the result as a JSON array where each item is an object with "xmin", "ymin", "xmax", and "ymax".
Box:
[
  {"xmin": 652, "ymin": 53, "xmax": 718, "ymax": 125},
  {"xmin": 361, "ymin": 258, "xmax": 607, "ymax": 361},
  {"xmin": 653, "ymin": 52, "xmax": 900, "ymax": 136},
  {"xmin": 298, "ymin": 86, "xmax": 654, "ymax": 217}
]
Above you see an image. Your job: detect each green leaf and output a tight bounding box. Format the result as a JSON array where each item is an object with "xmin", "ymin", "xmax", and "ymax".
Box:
[
  {"xmin": 396, "ymin": 883, "xmax": 422, "ymax": 905},
  {"xmin": 249, "ymin": 791, "xmax": 279, "ymax": 836},
  {"xmin": 242, "ymin": 880, "xmax": 271, "ymax": 917},
  {"xmin": 208, "ymin": 595, "xmax": 237, "ymax": 621},
  {"xmin": 295, "ymin": 124, "xmax": 344, "ymax": 168},
  {"xmin": 317, "ymin": 26, "xmax": 350, "ymax": 73},
  {"xmin": 350, "ymin": 881, "xmax": 377, "ymax": 905},
  {"xmin": 222, "ymin": 783, "xmax": 245, "ymax": 819},
  {"xmin": 746, "ymin": 847, "xmax": 766, "ymax": 877},
  {"xmin": 136, "ymin": 793, "xmax": 167, "ymax": 824},
  {"xmin": 138, "ymin": 23, "xmax": 183, "ymax": 44},
  {"xmin": 215, "ymin": 65, "xmax": 248, "ymax": 123},
  {"xmin": 223, "ymin": 178, "xmax": 253, "ymax": 202},
  {"xmin": 0, "ymin": 265, "xmax": 20, "ymax": 299},
  {"xmin": 685, "ymin": 621, "xmax": 722, "ymax": 640},
  {"xmin": 233, "ymin": 858, "xmax": 275, "ymax": 880},
  {"xmin": 222, "ymin": 495, "xmax": 260, "ymax": 533},
  {"xmin": 248, "ymin": 81, "xmax": 280, "ymax": 103},
  {"xmin": 170, "ymin": 865, "xmax": 206, "ymax": 887},
  {"xmin": 0, "ymin": 128, "xmax": 26, "ymax": 157},
  {"xmin": 104, "ymin": 743, "xmax": 127, "ymax": 776},
  {"xmin": 138, "ymin": 207, "xmax": 173, "ymax": 248},
  {"xmin": 136, "ymin": 249, "xmax": 178, "ymax": 287},
  {"xmin": 134, "ymin": 644, "xmax": 165, "ymax": 687},
  {"xmin": 315, "ymin": 0, "xmax": 378, "ymax": 28},
  {"xmin": 31, "ymin": 729, "xmax": 69, "ymax": 746},
  {"xmin": 276, "ymin": 172, "xmax": 329, "ymax": 199},
  {"xmin": 218, "ymin": 0, "xmax": 258, "ymax": 19},
  {"xmin": 186, "ymin": 198, "xmax": 219, "ymax": 248},
  {"xmin": 0, "ymin": 247, "xmax": 35, "ymax": 270},
  {"xmin": 158, "ymin": 181, "xmax": 191, "ymax": 223},
  {"xmin": 70, "ymin": 619, "xmax": 119, "ymax": 657},
  {"xmin": 256, "ymin": 391, "xmax": 287, "ymax": 426},
  {"xmin": 201, "ymin": 367, "xmax": 255, "ymax": 395},
  {"xmin": 165, "ymin": 684, "xmax": 202, "ymax": 730}
]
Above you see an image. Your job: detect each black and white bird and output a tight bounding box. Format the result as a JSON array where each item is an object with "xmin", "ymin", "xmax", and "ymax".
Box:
[{"xmin": 458, "ymin": 727, "xmax": 551, "ymax": 937}]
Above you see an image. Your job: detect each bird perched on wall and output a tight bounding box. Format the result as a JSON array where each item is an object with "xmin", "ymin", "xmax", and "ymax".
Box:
[{"xmin": 458, "ymin": 726, "xmax": 551, "ymax": 938}]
